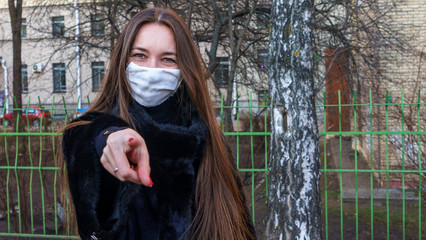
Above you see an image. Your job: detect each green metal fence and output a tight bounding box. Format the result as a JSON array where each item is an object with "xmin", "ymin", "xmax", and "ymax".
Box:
[
  {"xmin": 0, "ymin": 90, "xmax": 425, "ymax": 239},
  {"xmin": 217, "ymin": 93, "xmax": 270, "ymax": 235},
  {"xmin": 0, "ymin": 96, "xmax": 83, "ymax": 239},
  {"xmin": 320, "ymin": 90, "xmax": 425, "ymax": 240}
]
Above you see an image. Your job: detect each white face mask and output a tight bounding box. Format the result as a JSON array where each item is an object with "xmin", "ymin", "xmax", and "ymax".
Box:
[{"xmin": 126, "ymin": 62, "xmax": 182, "ymax": 107}]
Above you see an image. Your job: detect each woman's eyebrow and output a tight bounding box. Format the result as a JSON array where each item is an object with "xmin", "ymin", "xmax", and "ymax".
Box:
[
  {"xmin": 131, "ymin": 47, "xmax": 148, "ymax": 52},
  {"xmin": 162, "ymin": 51, "xmax": 177, "ymax": 56},
  {"xmin": 131, "ymin": 47, "xmax": 176, "ymax": 56}
]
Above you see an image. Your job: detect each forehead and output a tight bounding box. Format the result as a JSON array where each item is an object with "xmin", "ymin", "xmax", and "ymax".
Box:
[{"xmin": 132, "ymin": 23, "xmax": 176, "ymax": 51}]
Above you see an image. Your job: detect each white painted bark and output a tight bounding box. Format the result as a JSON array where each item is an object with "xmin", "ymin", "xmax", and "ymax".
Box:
[{"xmin": 267, "ymin": 0, "xmax": 322, "ymax": 239}]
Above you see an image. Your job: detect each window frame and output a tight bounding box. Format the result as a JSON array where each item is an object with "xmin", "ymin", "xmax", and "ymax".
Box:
[
  {"xmin": 52, "ymin": 16, "xmax": 65, "ymax": 38},
  {"xmin": 214, "ymin": 57, "xmax": 229, "ymax": 88},
  {"xmin": 53, "ymin": 63, "xmax": 66, "ymax": 93},
  {"xmin": 91, "ymin": 15, "xmax": 105, "ymax": 37},
  {"xmin": 21, "ymin": 64, "xmax": 28, "ymax": 93},
  {"xmin": 91, "ymin": 62, "xmax": 105, "ymax": 92},
  {"xmin": 21, "ymin": 18, "xmax": 27, "ymax": 39}
]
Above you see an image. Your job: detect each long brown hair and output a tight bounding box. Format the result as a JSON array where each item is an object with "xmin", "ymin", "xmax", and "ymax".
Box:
[{"xmin": 88, "ymin": 8, "xmax": 254, "ymax": 239}]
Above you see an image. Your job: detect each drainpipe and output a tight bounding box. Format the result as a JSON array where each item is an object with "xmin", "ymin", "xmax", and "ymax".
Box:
[
  {"xmin": 1, "ymin": 59, "xmax": 8, "ymax": 113},
  {"xmin": 74, "ymin": 0, "xmax": 81, "ymax": 109}
]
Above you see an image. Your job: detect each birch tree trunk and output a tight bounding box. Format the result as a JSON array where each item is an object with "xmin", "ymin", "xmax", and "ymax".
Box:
[{"xmin": 267, "ymin": 0, "xmax": 322, "ymax": 239}]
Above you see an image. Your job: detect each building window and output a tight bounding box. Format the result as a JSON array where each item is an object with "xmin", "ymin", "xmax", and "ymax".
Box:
[
  {"xmin": 91, "ymin": 15, "xmax": 105, "ymax": 36},
  {"xmin": 52, "ymin": 16, "xmax": 65, "ymax": 38},
  {"xmin": 21, "ymin": 18, "xmax": 27, "ymax": 39},
  {"xmin": 214, "ymin": 57, "xmax": 229, "ymax": 88},
  {"xmin": 21, "ymin": 64, "xmax": 28, "ymax": 93},
  {"xmin": 53, "ymin": 63, "xmax": 66, "ymax": 92},
  {"xmin": 92, "ymin": 62, "xmax": 104, "ymax": 91}
]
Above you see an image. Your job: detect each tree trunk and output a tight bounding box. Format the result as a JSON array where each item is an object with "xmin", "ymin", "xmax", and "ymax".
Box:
[
  {"xmin": 267, "ymin": 0, "xmax": 322, "ymax": 239},
  {"xmin": 8, "ymin": 0, "xmax": 23, "ymax": 119},
  {"xmin": 223, "ymin": 0, "xmax": 257, "ymax": 132},
  {"xmin": 8, "ymin": 0, "xmax": 30, "ymax": 234}
]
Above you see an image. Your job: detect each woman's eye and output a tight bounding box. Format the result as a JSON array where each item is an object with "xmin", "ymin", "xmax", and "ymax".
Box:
[
  {"xmin": 163, "ymin": 58, "xmax": 176, "ymax": 63},
  {"xmin": 133, "ymin": 53, "xmax": 146, "ymax": 59}
]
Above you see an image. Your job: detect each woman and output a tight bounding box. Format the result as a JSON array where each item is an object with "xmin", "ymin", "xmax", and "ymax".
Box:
[{"xmin": 62, "ymin": 7, "xmax": 256, "ymax": 240}]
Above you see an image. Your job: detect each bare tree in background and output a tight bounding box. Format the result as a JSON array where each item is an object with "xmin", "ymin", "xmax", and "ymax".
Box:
[
  {"xmin": 187, "ymin": 0, "xmax": 268, "ymax": 131},
  {"xmin": 22, "ymin": 0, "xmax": 270, "ymax": 130},
  {"xmin": 386, "ymin": 52, "xmax": 426, "ymax": 200},
  {"xmin": 312, "ymin": 0, "xmax": 411, "ymax": 96},
  {"xmin": 8, "ymin": 0, "xmax": 23, "ymax": 125},
  {"xmin": 312, "ymin": 0, "xmax": 425, "ymax": 192},
  {"xmin": 311, "ymin": 0, "xmax": 414, "ymax": 138},
  {"xmin": 7, "ymin": 0, "xmax": 33, "ymax": 233}
]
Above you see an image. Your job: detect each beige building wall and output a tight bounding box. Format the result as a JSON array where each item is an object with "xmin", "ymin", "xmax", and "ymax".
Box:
[
  {"xmin": 1, "ymin": 1, "xmax": 269, "ymax": 115},
  {"xmin": 0, "ymin": 2, "xmax": 111, "ymax": 111},
  {"xmin": 376, "ymin": 0, "xmax": 426, "ymax": 97}
]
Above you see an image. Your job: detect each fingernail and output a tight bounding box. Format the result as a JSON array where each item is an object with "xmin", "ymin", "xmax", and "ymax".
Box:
[
  {"xmin": 128, "ymin": 138, "xmax": 134, "ymax": 143},
  {"xmin": 149, "ymin": 177, "xmax": 154, "ymax": 187}
]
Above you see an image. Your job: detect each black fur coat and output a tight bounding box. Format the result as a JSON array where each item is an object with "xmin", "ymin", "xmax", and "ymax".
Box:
[
  {"xmin": 62, "ymin": 94, "xmax": 210, "ymax": 240},
  {"xmin": 62, "ymin": 92, "xmax": 256, "ymax": 240}
]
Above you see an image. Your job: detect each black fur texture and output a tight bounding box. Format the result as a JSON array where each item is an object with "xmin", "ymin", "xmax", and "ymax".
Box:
[{"xmin": 62, "ymin": 96, "xmax": 208, "ymax": 240}]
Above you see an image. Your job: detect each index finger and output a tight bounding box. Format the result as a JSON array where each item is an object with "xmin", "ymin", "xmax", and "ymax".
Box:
[
  {"xmin": 107, "ymin": 146, "xmax": 143, "ymax": 185},
  {"xmin": 127, "ymin": 137, "xmax": 152, "ymax": 187}
]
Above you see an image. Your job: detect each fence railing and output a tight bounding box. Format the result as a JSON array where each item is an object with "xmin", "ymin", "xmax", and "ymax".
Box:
[
  {"xmin": 319, "ymin": 89, "xmax": 426, "ymax": 240},
  {"xmin": 0, "ymin": 90, "xmax": 425, "ymax": 239}
]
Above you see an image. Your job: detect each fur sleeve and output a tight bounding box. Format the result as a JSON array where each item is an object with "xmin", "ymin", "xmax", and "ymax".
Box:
[{"xmin": 62, "ymin": 112, "xmax": 136, "ymax": 239}]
